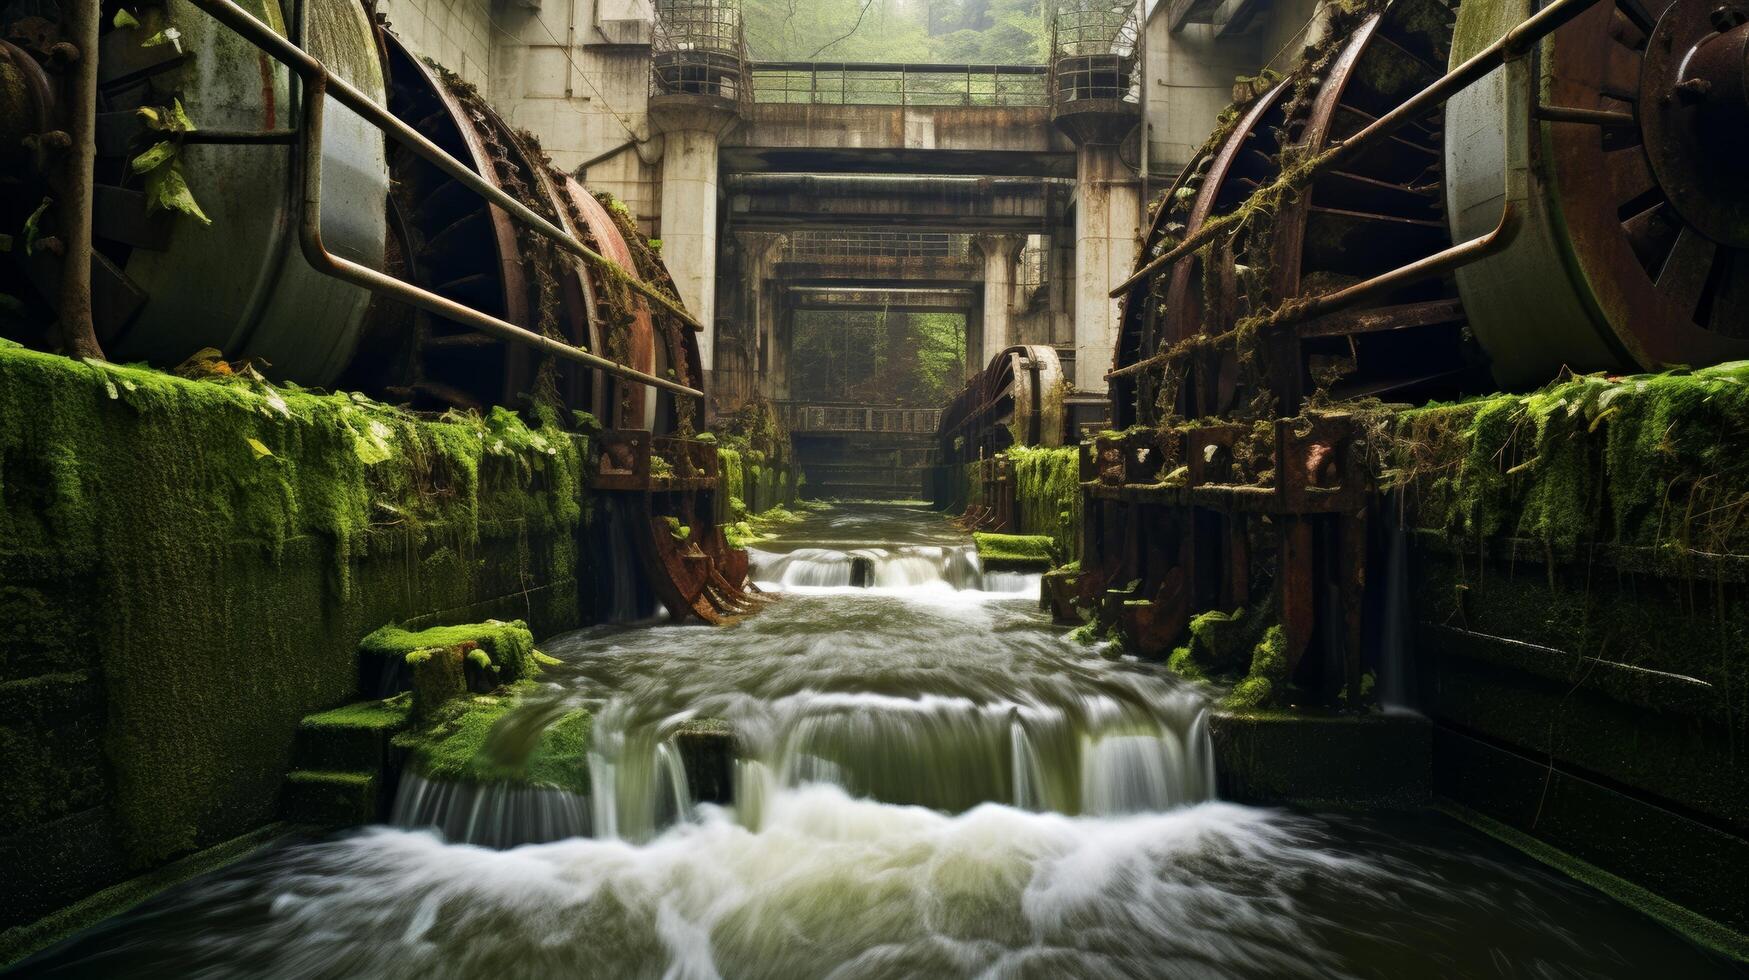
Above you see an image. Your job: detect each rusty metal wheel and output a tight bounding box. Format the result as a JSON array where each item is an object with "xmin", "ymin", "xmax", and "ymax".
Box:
[
  {"xmin": 1112, "ymin": 77, "xmax": 1293, "ymax": 427},
  {"xmin": 1263, "ymin": 0, "xmax": 1485, "ymax": 408},
  {"xmin": 1449, "ymin": 0, "xmax": 1749, "ymax": 386}
]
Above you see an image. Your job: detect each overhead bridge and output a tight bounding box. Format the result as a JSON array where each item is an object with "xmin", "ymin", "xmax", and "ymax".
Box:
[
  {"xmin": 727, "ymin": 174, "xmax": 1062, "ymax": 232},
  {"xmin": 723, "ymin": 62, "xmax": 1078, "ymax": 178},
  {"xmin": 787, "ymin": 288, "xmax": 977, "ymax": 314},
  {"xmin": 778, "ymin": 401, "xmax": 942, "ymax": 499}
]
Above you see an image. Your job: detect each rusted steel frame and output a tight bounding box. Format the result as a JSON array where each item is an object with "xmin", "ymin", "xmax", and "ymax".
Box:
[
  {"xmin": 1107, "ymin": 0, "xmax": 1606, "ymax": 299},
  {"xmin": 1106, "ymin": 350, "xmax": 1171, "ymax": 379},
  {"xmin": 1297, "ymin": 298, "xmax": 1465, "ymax": 338},
  {"xmin": 184, "ymin": 0, "xmax": 706, "ymax": 339},
  {"xmin": 293, "ymin": 77, "xmax": 701, "ymax": 398},
  {"xmin": 1255, "ymin": 203, "xmax": 1522, "ymax": 330},
  {"xmin": 1533, "ymin": 104, "xmax": 1636, "ymax": 126}
]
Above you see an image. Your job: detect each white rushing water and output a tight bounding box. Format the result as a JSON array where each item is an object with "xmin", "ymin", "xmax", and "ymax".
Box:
[{"xmin": 186, "ymin": 789, "xmax": 1383, "ymax": 979}]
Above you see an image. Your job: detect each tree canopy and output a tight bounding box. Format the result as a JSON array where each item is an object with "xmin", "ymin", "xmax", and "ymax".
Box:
[
  {"xmin": 790, "ymin": 310, "xmax": 967, "ymax": 406},
  {"xmin": 742, "ymin": 0, "xmax": 1047, "ymax": 64}
]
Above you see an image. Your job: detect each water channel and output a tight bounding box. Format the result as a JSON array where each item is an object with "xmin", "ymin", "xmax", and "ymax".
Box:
[{"xmin": 20, "ymin": 505, "xmax": 1739, "ymax": 977}]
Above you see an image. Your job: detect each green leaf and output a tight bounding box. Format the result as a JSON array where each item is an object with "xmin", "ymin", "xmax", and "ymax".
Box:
[
  {"xmin": 130, "ymin": 140, "xmax": 177, "ymax": 174},
  {"xmin": 143, "ymin": 161, "xmax": 211, "ymax": 225},
  {"xmin": 82, "ymin": 359, "xmax": 119, "ymax": 399},
  {"xmin": 113, "ymin": 9, "xmax": 139, "ymax": 28},
  {"xmin": 138, "ymin": 99, "xmax": 196, "ymax": 133},
  {"xmin": 351, "ymin": 420, "xmax": 393, "ymax": 465},
  {"xmin": 246, "ymin": 437, "xmax": 274, "ymax": 459},
  {"xmin": 21, "ymin": 197, "xmax": 50, "ymax": 256}
]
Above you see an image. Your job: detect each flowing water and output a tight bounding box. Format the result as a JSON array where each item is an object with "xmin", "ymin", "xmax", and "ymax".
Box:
[{"xmin": 19, "ymin": 505, "xmax": 1740, "ymax": 978}]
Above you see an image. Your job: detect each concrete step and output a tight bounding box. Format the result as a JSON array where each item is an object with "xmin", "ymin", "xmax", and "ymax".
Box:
[
  {"xmin": 293, "ymin": 698, "xmax": 412, "ymax": 773},
  {"xmin": 282, "ymin": 771, "xmax": 379, "ymax": 827}
]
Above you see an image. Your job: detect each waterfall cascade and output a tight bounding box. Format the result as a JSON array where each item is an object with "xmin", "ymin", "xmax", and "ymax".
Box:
[
  {"xmin": 27, "ymin": 506, "xmax": 1730, "ymax": 979},
  {"xmin": 390, "ymin": 513, "xmax": 1212, "ymax": 846}
]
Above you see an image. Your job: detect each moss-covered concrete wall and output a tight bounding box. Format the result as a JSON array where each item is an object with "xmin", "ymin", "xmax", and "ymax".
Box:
[
  {"xmin": 1391, "ymin": 365, "xmax": 1749, "ymax": 935},
  {"xmin": 0, "ymin": 347, "xmax": 588, "ymax": 930},
  {"xmin": 1008, "ymin": 445, "xmax": 1081, "ymax": 558}
]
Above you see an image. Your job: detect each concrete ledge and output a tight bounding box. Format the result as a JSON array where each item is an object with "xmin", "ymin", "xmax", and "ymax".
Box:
[
  {"xmin": 0, "ymin": 822, "xmax": 296, "ymax": 969},
  {"xmin": 1209, "ymin": 709, "xmax": 1431, "ymax": 810},
  {"xmin": 1434, "ymin": 725, "xmax": 1749, "ymax": 937}
]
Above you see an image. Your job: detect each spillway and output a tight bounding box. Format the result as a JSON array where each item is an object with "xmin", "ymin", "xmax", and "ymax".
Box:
[{"xmin": 14, "ymin": 504, "xmax": 1733, "ymax": 978}]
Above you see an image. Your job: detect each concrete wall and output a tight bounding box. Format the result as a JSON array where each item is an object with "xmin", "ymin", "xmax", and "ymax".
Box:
[
  {"xmin": 385, "ymin": 0, "xmax": 661, "ymax": 226},
  {"xmin": 0, "ymin": 349, "xmax": 588, "ymax": 948},
  {"xmin": 1406, "ymin": 538, "xmax": 1749, "ymax": 935},
  {"xmin": 379, "ymin": 0, "xmax": 494, "ymax": 88},
  {"xmin": 1140, "ymin": 0, "xmax": 1329, "ymax": 177}
]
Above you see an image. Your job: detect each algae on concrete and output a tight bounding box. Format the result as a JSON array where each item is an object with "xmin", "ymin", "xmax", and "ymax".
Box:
[{"xmin": 0, "ymin": 346, "xmax": 587, "ymax": 895}]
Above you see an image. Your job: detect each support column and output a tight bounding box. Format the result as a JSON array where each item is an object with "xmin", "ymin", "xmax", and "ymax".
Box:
[
  {"xmin": 771, "ymin": 297, "xmax": 795, "ymax": 401},
  {"xmin": 733, "ymin": 231, "xmax": 784, "ymax": 408},
  {"xmin": 649, "ymin": 104, "xmax": 740, "ymax": 378},
  {"xmin": 973, "ymin": 234, "xmax": 1025, "ymax": 369},
  {"xmin": 1072, "ymin": 143, "xmax": 1142, "ymax": 394}
]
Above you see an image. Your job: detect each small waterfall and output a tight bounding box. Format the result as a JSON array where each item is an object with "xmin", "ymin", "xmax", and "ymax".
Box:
[
  {"xmin": 597, "ymin": 497, "xmax": 659, "ymax": 624},
  {"xmin": 1082, "ymin": 732, "xmax": 1186, "ymax": 815},
  {"xmin": 587, "ymin": 734, "xmax": 696, "ymax": 842},
  {"xmin": 746, "ymin": 690, "xmax": 1214, "ymax": 817},
  {"xmin": 390, "ymin": 507, "xmax": 1215, "ymax": 849},
  {"xmin": 392, "ymin": 771, "xmax": 589, "ymax": 847},
  {"xmin": 752, "ymin": 544, "xmax": 1040, "ymax": 595},
  {"xmin": 1011, "ymin": 718, "xmax": 1046, "ymax": 810}
]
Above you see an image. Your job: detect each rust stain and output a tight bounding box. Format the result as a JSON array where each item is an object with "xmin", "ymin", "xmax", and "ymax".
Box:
[{"xmin": 258, "ymin": 53, "xmax": 275, "ymax": 129}]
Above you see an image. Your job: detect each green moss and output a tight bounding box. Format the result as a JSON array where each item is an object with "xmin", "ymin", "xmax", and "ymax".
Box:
[
  {"xmin": 285, "ymin": 769, "xmax": 373, "ymax": 788},
  {"xmin": 1158, "ymin": 606, "xmax": 1292, "ymax": 709},
  {"xmin": 0, "ymin": 347, "xmax": 585, "ymax": 867},
  {"xmin": 1393, "ymin": 363, "xmax": 1749, "ymax": 558},
  {"xmin": 1068, "ymin": 620, "xmax": 1106, "ymax": 645},
  {"xmin": 300, "ymin": 696, "xmax": 412, "ymax": 732},
  {"xmin": 972, "ymin": 532, "xmax": 1055, "ymax": 566},
  {"xmin": 1225, "ymin": 625, "xmax": 1288, "ymax": 709},
  {"xmin": 1004, "ymin": 445, "xmax": 1082, "ymax": 559},
  {"xmin": 360, "ymin": 620, "xmax": 536, "ymax": 686},
  {"xmin": 395, "ymin": 684, "xmax": 592, "ymax": 796},
  {"xmin": 1166, "ymin": 606, "xmax": 1266, "ymax": 680}
]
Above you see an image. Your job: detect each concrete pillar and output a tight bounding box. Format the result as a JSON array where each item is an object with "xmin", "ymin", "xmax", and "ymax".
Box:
[
  {"xmin": 733, "ymin": 231, "xmax": 785, "ymax": 406},
  {"xmin": 1072, "ymin": 143, "xmax": 1142, "ymax": 394},
  {"xmin": 973, "ymin": 234, "xmax": 1026, "ymax": 369},
  {"xmin": 771, "ymin": 298, "xmax": 795, "ymax": 401},
  {"xmin": 649, "ymin": 104, "xmax": 740, "ymax": 375}
]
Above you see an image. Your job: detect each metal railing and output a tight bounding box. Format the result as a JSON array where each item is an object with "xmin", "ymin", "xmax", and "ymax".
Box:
[
  {"xmin": 651, "ymin": 0, "xmax": 753, "ymax": 109},
  {"xmin": 751, "ymin": 62, "xmax": 1049, "ymax": 107},
  {"xmin": 782, "ymin": 231, "xmax": 973, "ymax": 262},
  {"xmin": 779, "ymin": 402, "xmax": 944, "ymax": 435},
  {"xmin": 181, "ymin": 0, "xmax": 703, "ymax": 400},
  {"xmin": 1019, "ymin": 237, "xmax": 1050, "ymax": 290},
  {"xmin": 1049, "ymin": 1, "xmax": 1140, "ymax": 106}
]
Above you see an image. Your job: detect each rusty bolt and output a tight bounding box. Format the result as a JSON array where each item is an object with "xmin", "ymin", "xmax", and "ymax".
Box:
[
  {"xmin": 1711, "ymin": 5, "xmax": 1748, "ymax": 30},
  {"xmin": 45, "ymin": 41, "xmax": 79, "ymax": 66},
  {"xmin": 1676, "ymin": 77, "xmax": 1714, "ymax": 103}
]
